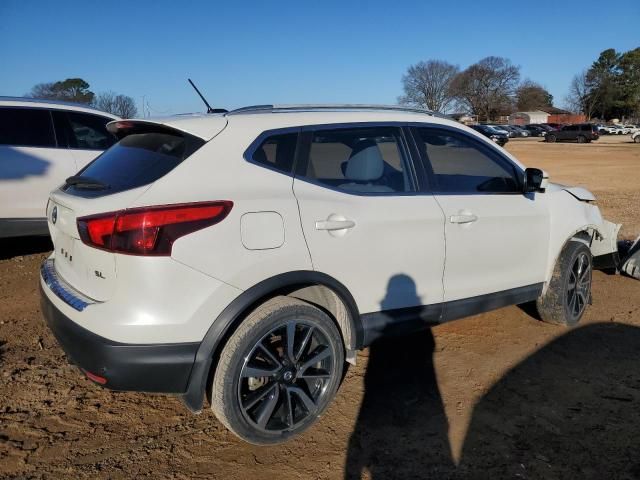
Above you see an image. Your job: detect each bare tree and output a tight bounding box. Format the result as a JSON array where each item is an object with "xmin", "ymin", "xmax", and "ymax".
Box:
[
  {"xmin": 93, "ymin": 91, "xmax": 138, "ymax": 118},
  {"xmin": 450, "ymin": 56, "xmax": 520, "ymax": 122},
  {"xmin": 565, "ymin": 71, "xmax": 598, "ymax": 119},
  {"xmin": 398, "ymin": 60, "xmax": 460, "ymax": 112}
]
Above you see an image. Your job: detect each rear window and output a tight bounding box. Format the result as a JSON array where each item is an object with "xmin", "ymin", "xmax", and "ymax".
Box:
[{"xmin": 65, "ymin": 130, "xmax": 204, "ymax": 196}]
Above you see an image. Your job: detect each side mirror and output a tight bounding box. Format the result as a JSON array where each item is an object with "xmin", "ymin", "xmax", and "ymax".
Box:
[{"xmin": 523, "ymin": 168, "xmax": 548, "ymax": 193}]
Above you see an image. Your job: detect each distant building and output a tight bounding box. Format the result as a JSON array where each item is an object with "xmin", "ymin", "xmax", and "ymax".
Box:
[
  {"xmin": 509, "ymin": 110, "xmax": 550, "ymax": 125},
  {"xmin": 449, "ymin": 113, "xmax": 476, "ymax": 124},
  {"xmin": 509, "ymin": 107, "xmax": 586, "ymax": 125}
]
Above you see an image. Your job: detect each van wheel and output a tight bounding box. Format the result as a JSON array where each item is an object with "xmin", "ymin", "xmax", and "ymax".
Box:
[
  {"xmin": 211, "ymin": 296, "xmax": 344, "ymax": 445},
  {"xmin": 546, "ymin": 134, "xmax": 557, "ymax": 143},
  {"xmin": 536, "ymin": 241, "xmax": 592, "ymax": 326},
  {"xmin": 577, "ymin": 135, "xmax": 586, "ymax": 143}
]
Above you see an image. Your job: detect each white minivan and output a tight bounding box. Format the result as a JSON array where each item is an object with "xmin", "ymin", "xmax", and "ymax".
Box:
[{"xmin": 0, "ymin": 97, "xmax": 118, "ymax": 238}]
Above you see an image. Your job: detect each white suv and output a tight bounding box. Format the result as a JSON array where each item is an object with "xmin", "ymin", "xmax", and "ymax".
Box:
[
  {"xmin": 40, "ymin": 105, "xmax": 621, "ymax": 444},
  {"xmin": 0, "ymin": 97, "xmax": 118, "ymax": 238}
]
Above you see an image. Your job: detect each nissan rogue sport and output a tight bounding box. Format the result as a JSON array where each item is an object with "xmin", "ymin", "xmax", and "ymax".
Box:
[{"xmin": 40, "ymin": 105, "xmax": 621, "ymax": 444}]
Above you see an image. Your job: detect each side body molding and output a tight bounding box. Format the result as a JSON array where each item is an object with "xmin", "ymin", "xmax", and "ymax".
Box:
[{"xmin": 181, "ymin": 270, "xmax": 362, "ymax": 413}]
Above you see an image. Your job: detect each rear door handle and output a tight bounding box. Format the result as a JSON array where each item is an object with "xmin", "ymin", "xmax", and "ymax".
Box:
[
  {"xmin": 315, "ymin": 219, "xmax": 356, "ymax": 231},
  {"xmin": 449, "ymin": 214, "xmax": 478, "ymax": 224}
]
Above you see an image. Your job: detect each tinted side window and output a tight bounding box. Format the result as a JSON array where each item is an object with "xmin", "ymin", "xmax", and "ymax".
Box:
[
  {"xmin": 250, "ymin": 132, "xmax": 297, "ymax": 174},
  {"xmin": 0, "ymin": 108, "xmax": 56, "ymax": 147},
  {"xmin": 66, "ymin": 112, "xmax": 116, "ymax": 150},
  {"xmin": 299, "ymin": 127, "xmax": 412, "ymax": 194},
  {"xmin": 414, "ymin": 128, "xmax": 520, "ymax": 193},
  {"xmin": 565, "ymin": 125, "xmax": 578, "ymax": 131}
]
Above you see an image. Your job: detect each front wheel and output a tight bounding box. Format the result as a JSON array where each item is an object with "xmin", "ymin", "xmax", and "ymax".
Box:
[
  {"xmin": 634, "ymin": 135, "xmax": 640, "ymax": 143},
  {"xmin": 211, "ymin": 296, "xmax": 345, "ymax": 444},
  {"xmin": 546, "ymin": 134, "xmax": 557, "ymax": 143},
  {"xmin": 536, "ymin": 241, "xmax": 592, "ymax": 326}
]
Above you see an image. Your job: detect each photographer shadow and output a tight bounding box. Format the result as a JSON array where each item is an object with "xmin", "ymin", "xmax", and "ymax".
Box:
[{"xmin": 345, "ymin": 274, "xmax": 454, "ymax": 479}]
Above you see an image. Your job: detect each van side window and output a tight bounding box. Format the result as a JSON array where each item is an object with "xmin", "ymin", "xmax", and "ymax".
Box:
[
  {"xmin": 0, "ymin": 108, "xmax": 56, "ymax": 148},
  {"xmin": 66, "ymin": 112, "xmax": 116, "ymax": 150}
]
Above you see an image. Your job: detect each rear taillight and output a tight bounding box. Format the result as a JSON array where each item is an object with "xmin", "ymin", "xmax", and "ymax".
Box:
[{"xmin": 77, "ymin": 201, "xmax": 232, "ymax": 256}]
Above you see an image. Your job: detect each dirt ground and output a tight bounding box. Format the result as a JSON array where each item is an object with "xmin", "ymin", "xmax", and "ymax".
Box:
[{"xmin": 1, "ymin": 135, "xmax": 640, "ymax": 479}]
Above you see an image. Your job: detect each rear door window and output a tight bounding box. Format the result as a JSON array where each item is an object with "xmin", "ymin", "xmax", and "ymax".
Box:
[
  {"xmin": 0, "ymin": 107, "xmax": 56, "ymax": 148},
  {"xmin": 66, "ymin": 129, "xmax": 204, "ymax": 196},
  {"xmin": 298, "ymin": 126, "xmax": 413, "ymax": 194}
]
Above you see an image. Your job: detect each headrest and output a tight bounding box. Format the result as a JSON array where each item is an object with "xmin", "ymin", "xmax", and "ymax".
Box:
[{"xmin": 345, "ymin": 140, "xmax": 384, "ymax": 182}]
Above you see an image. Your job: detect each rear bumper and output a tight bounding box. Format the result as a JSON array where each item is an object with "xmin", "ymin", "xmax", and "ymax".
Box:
[{"xmin": 40, "ymin": 284, "xmax": 199, "ymax": 393}]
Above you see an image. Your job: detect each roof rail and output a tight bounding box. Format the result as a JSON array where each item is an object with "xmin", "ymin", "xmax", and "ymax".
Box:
[{"xmin": 227, "ymin": 104, "xmax": 447, "ymax": 118}]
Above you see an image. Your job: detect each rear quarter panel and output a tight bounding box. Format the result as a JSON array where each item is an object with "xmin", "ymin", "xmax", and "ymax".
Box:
[{"xmin": 131, "ymin": 122, "xmax": 313, "ymax": 291}]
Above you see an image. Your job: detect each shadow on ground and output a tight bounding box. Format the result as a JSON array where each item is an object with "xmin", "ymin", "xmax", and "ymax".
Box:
[
  {"xmin": 458, "ymin": 322, "xmax": 640, "ymax": 478},
  {"xmin": 346, "ymin": 322, "xmax": 640, "ymax": 479},
  {"xmin": 0, "ymin": 236, "xmax": 52, "ymax": 260}
]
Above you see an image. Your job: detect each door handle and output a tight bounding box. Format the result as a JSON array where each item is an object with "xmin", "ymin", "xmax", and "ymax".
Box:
[
  {"xmin": 315, "ymin": 219, "xmax": 356, "ymax": 231},
  {"xmin": 449, "ymin": 214, "xmax": 478, "ymax": 224}
]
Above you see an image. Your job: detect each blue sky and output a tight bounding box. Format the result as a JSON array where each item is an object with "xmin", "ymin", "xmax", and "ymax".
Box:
[{"xmin": 1, "ymin": 0, "xmax": 638, "ymax": 115}]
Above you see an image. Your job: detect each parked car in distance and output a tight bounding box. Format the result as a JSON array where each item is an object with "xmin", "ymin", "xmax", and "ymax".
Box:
[
  {"xmin": 523, "ymin": 124, "xmax": 547, "ymax": 137},
  {"xmin": 470, "ymin": 124, "xmax": 509, "ymax": 146},
  {"xmin": 40, "ymin": 104, "xmax": 621, "ymax": 445},
  {"xmin": 492, "ymin": 125, "xmax": 518, "ymax": 138},
  {"xmin": 542, "ymin": 123, "xmax": 563, "ymax": 130},
  {"xmin": 602, "ymin": 125, "xmax": 631, "ymax": 135},
  {"xmin": 509, "ymin": 125, "xmax": 530, "ymax": 137},
  {"xmin": 0, "ymin": 97, "xmax": 118, "ymax": 238},
  {"xmin": 545, "ymin": 123, "xmax": 599, "ymax": 143}
]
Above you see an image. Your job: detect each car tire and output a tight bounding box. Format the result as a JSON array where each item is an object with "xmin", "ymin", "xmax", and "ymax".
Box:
[
  {"xmin": 211, "ymin": 296, "xmax": 345, "ymax": 445},
  {"xmin": 546, "ymin": 134, "xmax": 557, "ymax": 143},
  {"xmin": 577, "ymin": 135, "xmax": 586, "ymax": 143},
  {"xmin": 634, "ymin": 136, "xmax": 640, "ymax": 143},
  {"xmin": 536, "ymin": 241, "xmax": 592, "ymax": 327}
]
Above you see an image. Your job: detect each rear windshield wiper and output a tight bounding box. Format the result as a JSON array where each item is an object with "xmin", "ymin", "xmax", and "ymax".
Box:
[{"xmin": 65, "ymin": 175, "xmax": 110, "ymax": 190}]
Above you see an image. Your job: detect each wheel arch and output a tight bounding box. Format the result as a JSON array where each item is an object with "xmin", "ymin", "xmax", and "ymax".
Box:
[
  {"xmin": 543, "ymin": 224, "xmax": 613, "ymax": 294},
  {"xmin": 181, "ymin": 270, "xmax": 362, "ymax": 413}
]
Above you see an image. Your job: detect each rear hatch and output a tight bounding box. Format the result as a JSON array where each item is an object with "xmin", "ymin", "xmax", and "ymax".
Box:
[{"xmin": 46, "ymin": 117, "xmax": 226, "ymax": 301}]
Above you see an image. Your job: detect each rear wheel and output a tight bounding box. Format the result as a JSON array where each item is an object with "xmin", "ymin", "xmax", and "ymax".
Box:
[
  {"xmin": 634, "ymin": 135, "xmax": 640, "ymax": 143},
  {"xmin": 211, "ymin": 296, "xmax": 344, "ymax": 445},
  {"xmin": 536, "ymin": 241, "xmax": 592, "ymax": 326},
  {"xmin": 577, "ymin": 135, "xmax": 586, "ymax": 143}
]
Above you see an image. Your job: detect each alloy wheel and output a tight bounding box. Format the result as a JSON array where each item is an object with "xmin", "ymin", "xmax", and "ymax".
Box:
[
  {"xmin": 237, "ymin": 320, "xmax": 335, "ymax": 433},
  {"xmin": 567, "ymin": 252, "xmax": 591, "ymax": 319}
]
